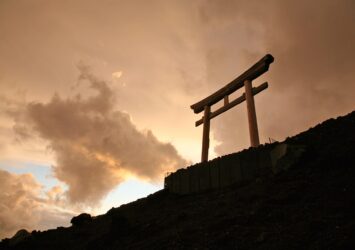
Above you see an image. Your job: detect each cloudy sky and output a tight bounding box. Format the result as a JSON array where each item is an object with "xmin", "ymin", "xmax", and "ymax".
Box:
[{"xmin": 0, "ymin": 0, "xmax": 354, "ymax": 239}]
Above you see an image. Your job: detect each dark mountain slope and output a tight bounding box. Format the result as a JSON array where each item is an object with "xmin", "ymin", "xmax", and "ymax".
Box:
[{"xmin": 1, "ymin": 111, "xmax": 354, "ymax": 250}]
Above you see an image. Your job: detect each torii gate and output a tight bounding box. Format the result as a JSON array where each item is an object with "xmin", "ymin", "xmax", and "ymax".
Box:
[{"xmin": 191, "ymin": 54, "xmax": 274, "ymax": 162}]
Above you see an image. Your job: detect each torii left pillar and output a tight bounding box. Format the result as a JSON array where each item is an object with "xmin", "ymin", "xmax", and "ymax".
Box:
[{"xmin": 201, "ymin": 105, "xmax": 210, "ymax": 162}]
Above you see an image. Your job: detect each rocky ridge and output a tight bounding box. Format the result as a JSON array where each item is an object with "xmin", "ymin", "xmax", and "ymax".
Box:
[{"xmin": 1, "ymin": 111, "xmax": 354, "ymax": 249}]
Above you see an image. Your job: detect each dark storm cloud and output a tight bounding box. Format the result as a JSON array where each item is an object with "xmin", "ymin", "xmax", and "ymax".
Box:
[{"xmin": 14, "ymin": 67, "xmax": 187, "ymax": 205}]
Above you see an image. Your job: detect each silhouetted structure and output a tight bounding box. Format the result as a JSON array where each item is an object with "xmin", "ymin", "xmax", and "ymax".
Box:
[
  {"xmin": 164, "ymin": 143, "xmax": 306, "ymax": 195},
  {"xmin": 191, "ymin": 54, "xmax": 274, "ymax": 162}
]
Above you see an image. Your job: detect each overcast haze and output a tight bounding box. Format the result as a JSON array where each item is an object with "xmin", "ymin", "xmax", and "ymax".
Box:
[{"xmin": 0, "ymin": 0, "xmax": 354, "ymax": 239}]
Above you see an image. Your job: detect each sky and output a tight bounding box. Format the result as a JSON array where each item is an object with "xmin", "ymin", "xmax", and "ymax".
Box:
[{"xmin": 0, "ymin": 0, "xmax": 354, "ymax": 239}]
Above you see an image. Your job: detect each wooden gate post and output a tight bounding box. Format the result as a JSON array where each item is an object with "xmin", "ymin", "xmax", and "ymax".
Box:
[
  {"xmin": 201, "ymin": 105, "xmax": 211, "ymax": 162},
  {"xmin": 244, "ymin": 79, "xmax": 260, "ymax": 147},
  {"xmin": 191, "ymin": 54, "xmax": 274, "ymax": 162}
]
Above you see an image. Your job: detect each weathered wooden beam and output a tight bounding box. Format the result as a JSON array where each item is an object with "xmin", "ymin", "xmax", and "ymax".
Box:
[
  {"xmin": 190, "ymin": 54, "xmax": 274, "ymax": 114},
  {"xmin": 195, "ymin": 82, "xmax": 268, "ymax": 127},
  {"xmin": 244, "ymin": 80, "xmax": 260, "ymax": 147},
  {"xmin": 201, "ymin": 106, "xmax": 211, "ymax": 162}
]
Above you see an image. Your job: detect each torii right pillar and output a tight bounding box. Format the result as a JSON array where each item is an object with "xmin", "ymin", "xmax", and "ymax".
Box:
[{"xmin": 244, "ymin": 79, "xmax": 260, "ymax": 147}]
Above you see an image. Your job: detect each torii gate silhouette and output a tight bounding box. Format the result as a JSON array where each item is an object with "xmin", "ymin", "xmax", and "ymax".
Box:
[{"xmin": 191, "ymin": 54, "xmax": 274, "ymax": 162}]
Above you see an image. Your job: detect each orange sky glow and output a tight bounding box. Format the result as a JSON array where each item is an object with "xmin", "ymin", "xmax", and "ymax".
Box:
[{"xmin": 0, "ymin": 0, "xmax": 354, "ymax": 239}]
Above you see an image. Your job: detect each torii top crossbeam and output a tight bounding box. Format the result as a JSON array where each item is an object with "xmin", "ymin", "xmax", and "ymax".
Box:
[
  {"xmin": 191, "ymin": 54, "xmax": 274, "ymax": 113},
  {"xmin": 191, "ymin": 54, "xmax": 274, "ymax": 162}
]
